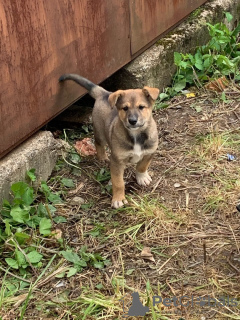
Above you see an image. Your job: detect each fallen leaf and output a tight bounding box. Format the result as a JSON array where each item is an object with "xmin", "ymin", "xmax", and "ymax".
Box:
[
  {"xmin": 141, "ymin": 247, "xmax": 155, "ymax": 262},
  {"xmin": 69, "ymin": 182, "xmax": 84, "ymax": 194},
  {"xmin": 52, "ymin": 229, "xmax": 62, "ymax": 239},
  {"xmin": 186, "ymin": 92, "xmax": 195, "ymax": 98},
  {"xmin": 205, "ymin": 76, "xmax": 229, "ymax": 92},
  {"xmin": 75, "ymin": 138, "xmax": 97, "ymax": 156}
]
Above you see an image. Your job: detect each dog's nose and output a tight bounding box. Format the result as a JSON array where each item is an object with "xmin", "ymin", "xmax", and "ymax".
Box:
[{"xmin": 128, "ymin": 118, "xmax": 138, "ymax": 125}]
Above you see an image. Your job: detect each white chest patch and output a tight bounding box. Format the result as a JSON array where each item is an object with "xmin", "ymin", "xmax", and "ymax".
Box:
[{"xmin": 131, "ymin": 143, "xmax": 143, "ymax": 163}]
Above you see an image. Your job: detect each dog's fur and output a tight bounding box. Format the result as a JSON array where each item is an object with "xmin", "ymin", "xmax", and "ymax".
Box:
[{"xmin": 59, "ymin": 74, "xmax": 159, "ymax": 208}]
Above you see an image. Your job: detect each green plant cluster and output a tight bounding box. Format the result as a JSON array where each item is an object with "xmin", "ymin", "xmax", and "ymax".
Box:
[
  {"xmin": 59, "ymin": 246, "xmax": 110, "ymax": 278},
  {"xmin": 0, "ymin": 169, "xmax": 63, "ymax": 273},
  {"xmin": 157, "ymin": 12, "xmax": 240, "ymax": 107},
  {"xmin": 0, "ymin": 169, "xmax": 109, "ymax": 280}
]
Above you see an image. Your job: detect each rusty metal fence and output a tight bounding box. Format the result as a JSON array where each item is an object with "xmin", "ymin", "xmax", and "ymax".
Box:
[{"xmin": 0, "ymin": 0, "xmax": 207, "ymax": 158}]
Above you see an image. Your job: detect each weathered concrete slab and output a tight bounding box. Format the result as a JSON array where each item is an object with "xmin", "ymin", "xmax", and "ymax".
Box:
[
  {"xmin": 103, "ymin": 0, "xmax": 240, "ymax": 91},
  {"xmin": 0, "ymin": 131, "xmax": 61, "ymax": 203}
]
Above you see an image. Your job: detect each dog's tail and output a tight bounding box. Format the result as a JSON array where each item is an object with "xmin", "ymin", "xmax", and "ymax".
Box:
[{"xmin": 59, "ymin": 73, "xmax": 109, "ymax": 100}]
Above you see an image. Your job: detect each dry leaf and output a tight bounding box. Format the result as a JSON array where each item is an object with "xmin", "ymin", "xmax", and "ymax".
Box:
[
  {"xmin": 205, "ymin": 76, "xmax": 229, "ymax": 92},
  {"xmin": 141, "ymin": 247, "xmax": 155, "ymax": 262},
  {"xmin": 186, "ymin": 92, "xmax": 195, "ymax": 98},
  {"xmin": 52, "ymin": 229, "xmax": 62, "ymax": 239},
  {"xmin": 69, "ymin": 182, "xmax": 84, "ymax": 194},
  {"xmin": 75, "ymin": 138, "xmax": 97, "ymax": 156}
]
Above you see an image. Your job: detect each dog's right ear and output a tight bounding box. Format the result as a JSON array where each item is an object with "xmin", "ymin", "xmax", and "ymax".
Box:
[{"xmin": 108, "ymin": 90, "xmax": 123, "ymax": 108}]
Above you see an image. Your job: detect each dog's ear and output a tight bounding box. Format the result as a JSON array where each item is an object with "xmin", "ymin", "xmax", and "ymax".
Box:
[
  {"xmin": 142, "ymin": 86, "xmax": 159, "ymax": 101},
  {"xmin": 108, "ymin": 90, "xmax": 124, "ymax": 108}
]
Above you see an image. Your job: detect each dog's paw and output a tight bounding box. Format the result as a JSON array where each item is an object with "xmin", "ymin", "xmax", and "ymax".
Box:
[
  {"xmin": 111, "ymin": 198, "xmax": 128, "ymax": 209},
  {"xmin": 136, "ymin": 171, "xmax": 152, "ymax": 186}
]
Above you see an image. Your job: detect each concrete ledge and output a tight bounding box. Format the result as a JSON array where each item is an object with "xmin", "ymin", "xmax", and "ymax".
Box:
[
  {"xmin": 103, "ymin": 0, "xmax": 240, "ymax": 91},
  {"xmin": 0, "ymin": 131, "xmax": 61, "ymax": 203}
]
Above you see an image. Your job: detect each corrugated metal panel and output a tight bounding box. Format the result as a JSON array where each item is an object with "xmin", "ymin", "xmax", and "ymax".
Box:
[
  {"xmin": 0, "ymin": 0, "xmax": 131, "ymax": 158},
  {"xmin": 130, "ymin": 0, "xmax": 207, "ymax": 55}
]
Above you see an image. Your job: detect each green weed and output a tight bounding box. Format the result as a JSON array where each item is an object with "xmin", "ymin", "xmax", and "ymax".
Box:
[{"xmin": 158, "ymin": 12, "xmax": 240, "ymax": 105}]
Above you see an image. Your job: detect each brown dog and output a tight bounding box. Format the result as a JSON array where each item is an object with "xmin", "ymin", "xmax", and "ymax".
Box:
[{"xmin": 59, "ymin": 74, "xmax": 159, "ymax": 208}]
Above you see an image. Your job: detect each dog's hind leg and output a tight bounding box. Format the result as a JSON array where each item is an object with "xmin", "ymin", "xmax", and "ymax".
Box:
[
  {"xmin": 94, "ymin": 131, "xmax": 109, "ymax": 161},
  {"xmin": 136, "ymin": 155, "xmax": 153, "ymax": 186}
]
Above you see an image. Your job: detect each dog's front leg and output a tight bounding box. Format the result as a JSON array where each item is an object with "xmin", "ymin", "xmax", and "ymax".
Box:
[
  {"xmin": 136, "ymin": 155, "xmax": 153, "ymax": 186},
  {"xmin": 110, "ymin": 160, "xmax": 128, "ymax": 208}
]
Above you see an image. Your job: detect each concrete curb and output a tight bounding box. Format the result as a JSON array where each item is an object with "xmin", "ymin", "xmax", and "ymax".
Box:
[{"xmin": 0, "ymin": 131, "xmax": 61, "ymax": 203}]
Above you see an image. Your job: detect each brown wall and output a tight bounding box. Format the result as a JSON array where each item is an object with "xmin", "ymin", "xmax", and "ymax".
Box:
[{"xmin": 0, "ymin": 0, "xmax": 207, "ymax": 158}]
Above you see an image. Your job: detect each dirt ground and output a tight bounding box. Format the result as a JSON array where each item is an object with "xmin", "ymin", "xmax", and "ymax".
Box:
[{"xmin": 4, "ymin": 85, "xmax": 240, "ymax": 319}]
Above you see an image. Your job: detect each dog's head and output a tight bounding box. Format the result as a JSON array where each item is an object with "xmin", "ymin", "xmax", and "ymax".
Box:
[{"xmin": 108, "ymin": 87, "xmax": 159, "ymax": 130}]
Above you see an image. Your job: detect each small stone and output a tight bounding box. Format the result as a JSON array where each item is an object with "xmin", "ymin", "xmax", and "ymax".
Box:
[
  {"xmin": 55, "ymin": 281, "xmax": 65, "ymax": 288},
  {"xmin": 70, "ymin": 196, "xmax": 85, "ymax": 206},
  {"xmin": 174, "ymin": 183, "xmax": 181, "ymax": 188}
]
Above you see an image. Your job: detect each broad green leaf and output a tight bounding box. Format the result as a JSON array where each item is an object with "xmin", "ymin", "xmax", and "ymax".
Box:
[
  {"xmin": 67, "ymin": 267, "xmax": 78, "ymax": 278},
  {"xmin": 15, "ymin": 250, "xmax": 26, "ymax": 266},
  {"xmin": 37, "ymin": 203, "xmax": 48, "ymax": 217},
  {"xmin": 104, "ymin": 259, "xmax": 111, "ymax": 266},
  {"xmin": 48, "ymin": 193, "xmax": 63, "ymax": 204},
  {"xmin": 10, "ymin": 206, "xmax": 30, "ymax": 223},
  {"xmin": 11, "ymin": 182, "xmax": 34, "ymax": 206},
  {"xmin": 126, "ymin": 269, "xmax": 135, "ymax": 275},
  {"xmin": 15, "ymin": 232, "xmax": 30, "ymax": 245},
  {"xmin": 76, "ymin": 260, "xmax": 88, "ymax": 268},
  {"xmin": 61, "ymin": 178, "xmax": 75, "ymax": 188},
  {"xmin": 173, "ymin": 79, "xmax": 186, "ymax": 92},
  {"xmin": 27, "ymin": 215, "xmax": 41, "ymax": 228},
  {"xmin": 40, "ymin": 181, "xmax": 51, "ymax": 197},
  {"xmin": 48, "ymin": 204, "xmax": 57, "ymax": 214},
  {"xmin": 93, "ymin": 261, "xmax": 104, "ymax": 269},
  {"xmin": 61, "ymin": 250, "xmax": 80, "ymax": 264},
  {"xmin": 27, "ymin": 251, "xmax": 43, "ymax": 263},
  {"xmin": 4, "ymin": 219, "xmax": 11, "ymax": 236},
  {"xmin": 39, "ymin": 218, "xmax": 52, "ymax": 235},
  {"xmin": 96, "ymin": 283, "xmax": 104, "ymax": 290},
  {"xmin": 159, "ymin": 93, "xmax": 169, "ymax": 102},
  {"xmin": 70, "ymin": 153, "xmax": 81, "ymax": 164},
  {"xmin": 5, "ymin": 258, "xmax": 18, "ymax": 269},
  {"xmin": 195, "ymin": 61, "xmax": 203, "ymax": 70},
  {"xmin": 225, "ymin": 12, "xmax": 233, "ymax": 23},
  {"xmin": 155, "ymin": 102, "xmax": 169, "ymax": 110},
  {"xmin": 82, "ymin": 125, "xmax": 89, "ymax": 133},
  {"xmin": 203, "ymin": 57, "xmax": 211, "ymax": 68},
  {"xmin": 53, "ymin": 216, "xmax": 67, "ymax": 223},
  {"xmin": 174, "ymin": 52, "xmax": 182, "ymax": 66},
  {"xmin": 1, "ymin": 200, "xmax": 11, "ymax": 218},
  {"xmin": 194, "ymin": 52, "xmax": 203, "ymax": 70},
  {"xmin": 179, "ymin": 61, "xmax": 189, "ymax": 69},
  {"xmin": 26, "ymin": 169, "xmax": 36, "ymax": 182}
]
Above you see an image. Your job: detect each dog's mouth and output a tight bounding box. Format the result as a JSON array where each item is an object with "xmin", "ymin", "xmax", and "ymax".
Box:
[{"xmin": 126, "ymin": 123, "xmax": 145, "ymax": 130}]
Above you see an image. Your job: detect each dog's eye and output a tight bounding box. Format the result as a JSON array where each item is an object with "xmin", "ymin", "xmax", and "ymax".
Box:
[
  {"xmin": 122, "ymin": 106, "xmax": 129, "ymax": 111},
  {"xmin": 139, "ymin": 105, "xmax": 145, "ymax": 110}
]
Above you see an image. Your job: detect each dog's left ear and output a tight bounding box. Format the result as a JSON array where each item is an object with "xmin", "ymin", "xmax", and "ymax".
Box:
[
  {"xmin": 108, "ymin": 90, "xmax": 124, "ymax": 108},
  {"xmin": 142, "ymin": 86, "xmax": 159, "ymax": 101}
]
